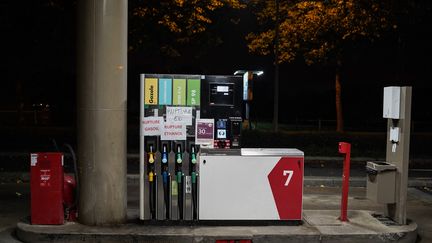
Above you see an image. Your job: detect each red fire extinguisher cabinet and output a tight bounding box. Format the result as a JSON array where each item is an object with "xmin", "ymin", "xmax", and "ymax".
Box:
[{"xmin": 30, "ymin": 152, "xmax": 64, "ymax": 225}]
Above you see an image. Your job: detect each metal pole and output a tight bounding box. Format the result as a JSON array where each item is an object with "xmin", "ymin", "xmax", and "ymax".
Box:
[
  {"xmin": 77, "ymin": 0, "xmax": 128, "ymax": 225},
  {"xmin": 386, "ymin": 87, "xmax": 412, "ymax": 225},
  {"xmin": 273, "ymin": 0, "xmax": 280, "ymax": 133},
  {"xmin": 339, "ymin": 142, "xmax": 351, "ymax": 222}
]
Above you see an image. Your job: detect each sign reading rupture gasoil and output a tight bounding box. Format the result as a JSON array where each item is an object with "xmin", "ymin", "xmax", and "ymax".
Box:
[{"xmin": 142, "ymin": 117, "xmax": 163, "ymax": 136}]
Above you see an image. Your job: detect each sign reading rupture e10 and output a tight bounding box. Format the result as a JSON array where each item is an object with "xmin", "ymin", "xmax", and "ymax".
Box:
[{"xmin": 166, "ymin": 106, "xmax": 192, "ymax": 125}]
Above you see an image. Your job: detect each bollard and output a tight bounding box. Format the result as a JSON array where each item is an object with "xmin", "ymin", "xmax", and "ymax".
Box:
[{"xmin": 338, "ymin": 142, "xmax": 351, "ymax": 222}]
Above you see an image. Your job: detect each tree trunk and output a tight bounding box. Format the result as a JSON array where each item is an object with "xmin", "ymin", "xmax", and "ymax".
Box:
[{"xmin": 335, "ymin": 62, "xmax": 344, "ymax": 132}]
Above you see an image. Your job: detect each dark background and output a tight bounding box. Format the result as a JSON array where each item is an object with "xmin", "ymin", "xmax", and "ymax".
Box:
[{"xmin": 0, "ymin": 1, "xmax": 431, "ymax": 131}]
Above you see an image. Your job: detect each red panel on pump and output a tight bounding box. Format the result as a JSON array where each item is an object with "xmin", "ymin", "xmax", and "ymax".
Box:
[
  {"xmin": 267, "ymin": 157, "xmax": 303, "ymax": 220},
  {"xmin": 30, "ymin": 152, "xmax": 64, "ymax": 225}
]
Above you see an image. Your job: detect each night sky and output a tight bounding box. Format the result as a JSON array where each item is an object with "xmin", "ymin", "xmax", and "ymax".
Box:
[{"xmin": 1, "ymin": 1, "xmax": 431, "ymax": 131}]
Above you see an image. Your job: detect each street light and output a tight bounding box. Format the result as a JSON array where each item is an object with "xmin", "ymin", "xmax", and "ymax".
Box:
[
  {"xmin": 234, "ymin": 70, "xmax": 264, "ymax": 76},
  {"xmin": 233, "ymin": 70, "xmax": 264, "ymax": 130}
]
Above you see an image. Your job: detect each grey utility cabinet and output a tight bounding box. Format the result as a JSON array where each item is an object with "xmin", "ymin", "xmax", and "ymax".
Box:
[{"xmin": 366, "ymin": 161, "xmax": 397, "ymax": 204}]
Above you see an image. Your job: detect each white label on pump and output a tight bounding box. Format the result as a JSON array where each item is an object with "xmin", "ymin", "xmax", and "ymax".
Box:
[
  {"xmin": 185, "ymin": 176, "xmax": 192, "ymax": 194},
  {"xmin": 217, "ymin": 129, "xmax": 226, "ymax": 139},
  {"xmin": 217, "ymin": 86, "xmax": 229, "ymax": 92},
  {"xmin": 31, "ymin": 153, "xmax": 38, "ymax": 166}
]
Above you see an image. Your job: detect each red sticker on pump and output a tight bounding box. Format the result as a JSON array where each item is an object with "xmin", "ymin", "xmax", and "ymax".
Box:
[{"xmin": 267, "ymin": 157, "xmax": 303, "ymax": 220}]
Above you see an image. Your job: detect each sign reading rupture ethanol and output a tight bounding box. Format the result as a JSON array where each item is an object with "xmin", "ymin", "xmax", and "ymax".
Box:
[
  {"xmin": 144, "ymin": 78, "xmax": 158, "ymax": 105},
  {"xmin": 173, "ymin": 79, "xmax": 186, "ymax": 105},
  {"xmin": 161, "ymin": 122, "xmax": 186, "ymax": 140}
]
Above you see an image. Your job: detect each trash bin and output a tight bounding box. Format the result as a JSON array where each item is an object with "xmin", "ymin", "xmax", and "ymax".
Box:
[{"xmin": 366, "ymin": 161, "xmax": 397, "ymax": 204}]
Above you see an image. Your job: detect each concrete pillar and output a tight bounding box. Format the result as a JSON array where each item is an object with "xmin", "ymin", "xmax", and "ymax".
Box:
[
  {"xmin": 386, "ymin": 87, "xmax": 412, "ymax": 225},
  {"xmin": 76, "ymin": 0, "xmax": 128, "ymax": 225}
]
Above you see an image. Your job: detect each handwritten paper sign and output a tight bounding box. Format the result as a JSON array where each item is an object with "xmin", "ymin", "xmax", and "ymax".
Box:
[
  {"xmin": 142, "ymin": 117, "xmax": 163, "ymax": 136},
  {"xmin": 166, "ymin": 106, "xmax": 192, "ymax": 125},
  {"xmin": 161, "ymin": 122, "xmax": 186, "ymax": 140}
]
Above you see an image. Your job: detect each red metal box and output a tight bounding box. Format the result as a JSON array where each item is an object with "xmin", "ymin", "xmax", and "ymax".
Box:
[{"xmin": 30, "ymin": 152, "xmax": 64, "ymax": 225}]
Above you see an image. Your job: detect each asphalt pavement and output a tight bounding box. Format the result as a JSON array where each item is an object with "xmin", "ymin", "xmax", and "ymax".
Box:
[{"xmin": 1, "ymin": 182, "xmax": 432, "ymax": 242}]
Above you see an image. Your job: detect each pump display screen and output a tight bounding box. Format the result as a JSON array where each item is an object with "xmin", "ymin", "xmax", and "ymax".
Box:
[{"xmin": 209, "ymin": 83, "xmax": 234, "ymax": 106}]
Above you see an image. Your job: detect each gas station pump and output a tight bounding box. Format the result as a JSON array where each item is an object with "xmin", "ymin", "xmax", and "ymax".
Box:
[{"xmin": 139, "ymin": 73, "xmax": 304, "ymax": 222}]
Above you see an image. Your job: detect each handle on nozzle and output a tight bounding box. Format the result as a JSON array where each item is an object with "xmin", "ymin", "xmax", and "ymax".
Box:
[
  {"xmin": 190, "ymin": 145, "xmax": 197, "ymax": 164},
  {"xmin": 162, "ymin": 144, "xmax": 168, "ymax": 164},
  {"xmin": 176, "ymin": 144, "xmax": 182, "ymax": 164},
  {"xmin": 148, "ymin": 145, "xmax": 155, "ymax": 164}
]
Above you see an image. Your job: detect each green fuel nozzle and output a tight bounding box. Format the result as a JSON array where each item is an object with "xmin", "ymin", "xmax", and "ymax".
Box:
[
  {"xmin": 176, "ymin": 144, "xmax": 182, "ymax": 164},
  {"xmin": 190, "ymin": 146, "xmax": 197, "ymax": 164}
]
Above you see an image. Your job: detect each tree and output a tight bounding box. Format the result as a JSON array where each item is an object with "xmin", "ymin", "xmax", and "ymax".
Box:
[
  {"xmin": 246, "ymin": 0, "xmax": 392, "ymax": 132},
  {"xmin": 129, "ymin": 0, "xmax": 244, "ymax": 62}
]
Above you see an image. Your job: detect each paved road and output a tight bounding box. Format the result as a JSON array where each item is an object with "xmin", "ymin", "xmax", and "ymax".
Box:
[
  {"xmin": 0, "ymin": 183, "xmax": 28, "ymax": 243},
  {"xmin": 2, "ymin": 183, "xmax": 432, "ymax": 242}
]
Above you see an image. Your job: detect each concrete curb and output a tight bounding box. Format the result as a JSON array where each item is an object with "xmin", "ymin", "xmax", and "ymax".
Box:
[{"xmin": 16, "ymin": 210, "xmax": 418, "ymax": 243}]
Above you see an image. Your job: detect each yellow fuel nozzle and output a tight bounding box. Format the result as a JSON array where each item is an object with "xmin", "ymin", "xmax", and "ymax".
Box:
[
  {"xmin": 148, "ymin": 152, "xmax": 155, "ymax": 164},
  {"xmin": 149, "ymin": 171, "xmax": 154, "ymax": 182}
]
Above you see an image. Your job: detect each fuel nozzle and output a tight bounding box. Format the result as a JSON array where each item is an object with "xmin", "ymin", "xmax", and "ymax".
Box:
[
  {"xmin": 176, "ymin": 144, "xmax": 183, "ymax": 164},
  {"xmin": 190, "ymin": 145, "xmax": 197, "ymax": 165},
  {"xmin": 162, "ymin": 144, "xmax": 168, "ymax": 164},
  {"xmin": 148, "ymin": 145, "xmax": 155, "ymax": 164}
]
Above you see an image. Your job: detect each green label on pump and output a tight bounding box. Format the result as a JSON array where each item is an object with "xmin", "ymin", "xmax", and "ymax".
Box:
[
  {"xmin": 173, "ymin": 79, "xmax": 186, "ymax": 105},
  {"xmin": 187, "ymin": 79, "xmax": 201, "ymax": 106},
  {"xmin": 171, "ymin": 181, "xmax": 178, "ymax": 196}
]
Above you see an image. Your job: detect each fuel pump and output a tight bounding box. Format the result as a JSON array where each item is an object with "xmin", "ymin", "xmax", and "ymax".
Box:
[
  {"xmin": 147, "ymin": 144, "xmax": 156, "ymax": 219},
  {"xmin": 200, "ymin": 75, "xmax": 243, "ymax": 149},
  {"xmin": 175, "ymin": 144, "xmax": 183, "ymax": 219}
]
